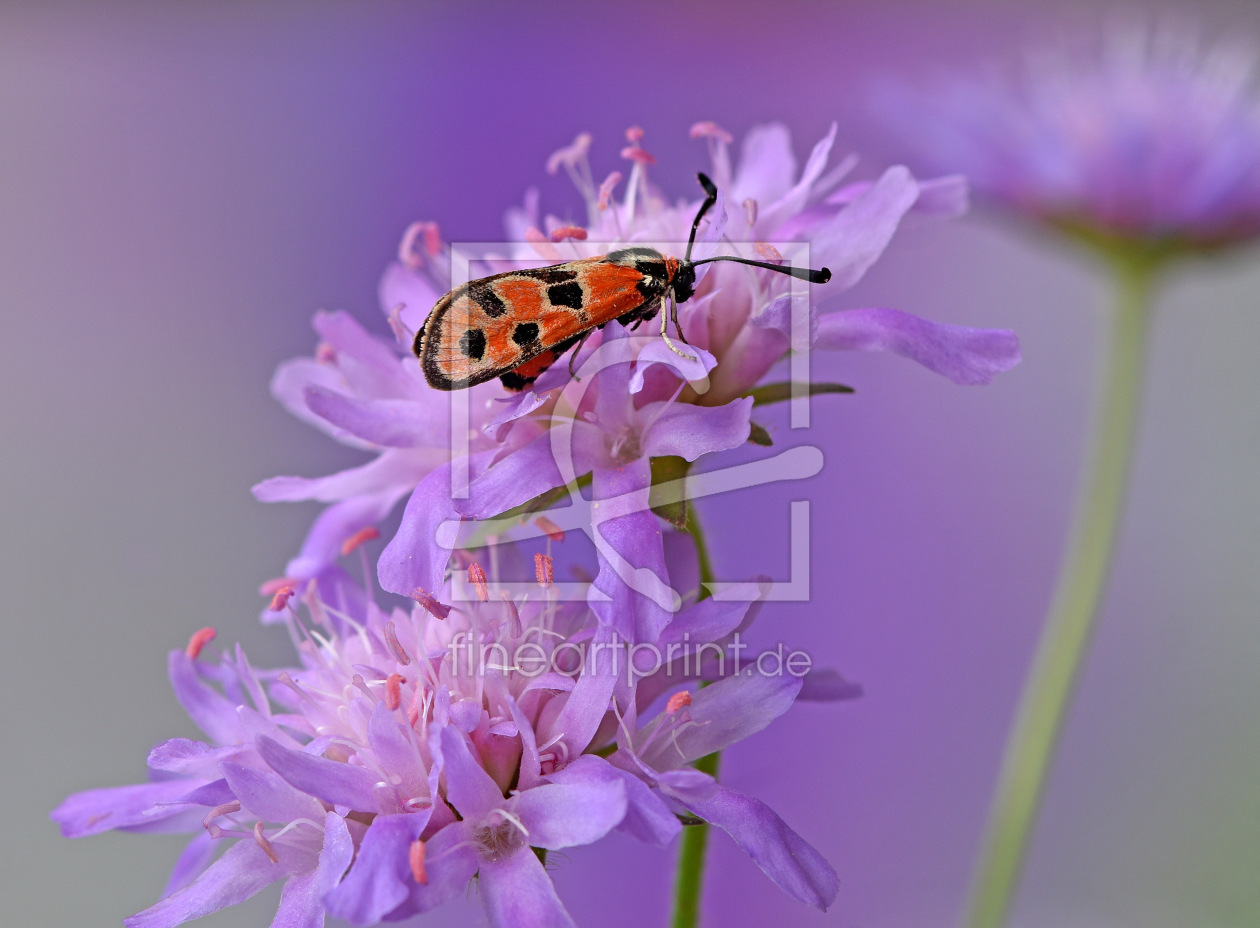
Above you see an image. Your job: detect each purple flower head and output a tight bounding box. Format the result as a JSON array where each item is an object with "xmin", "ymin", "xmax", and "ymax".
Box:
[
  {"xmin": 54, "ymin": 552, "xmax": 843, "ymax": 925},
  {"xmin": 365, "ymin": 125, "xmax": 1021, "ymax": 625},
  {"xmin": 881, "ymin": 22, "xmax": 1260, "ymax": 253}
]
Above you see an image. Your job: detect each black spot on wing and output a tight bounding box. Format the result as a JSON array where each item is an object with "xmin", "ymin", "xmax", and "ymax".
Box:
[
  {"xmin": 520, "ymin": 266, "xmax": 578, "ymax": 285},
  {"xmin": 512, "ymin": 322, "xmax": 540, "ymax": 346},
  {"xmin": 459, "ymin": 328, "xmax": 487, "ymax": 360},
  {"xmin": 547, "ymin": 280, "xmax": 584, "ymax": 310},
  {"xmin": 469, "ymin": 281, "xmax": 507, "ymax": 318}
]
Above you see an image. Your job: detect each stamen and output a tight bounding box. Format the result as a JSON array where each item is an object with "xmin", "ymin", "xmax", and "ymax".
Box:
[
  {"xmin": 203, "ymin": 800, "xmax": 241, "ymax": 839},
  {"xmin": 621, "ymin": 145, "xmax": 656, "ymax": 165},
  {"xmin": 386, "ymin": 302, "xmax": 411, "ymax": 346},
  {"xmin": 259, "ymin": 576, "xmax": 293, "ymax": 596},
  {"xmin": 534, "ymin": 553, "xmax": 554, "ymax": 588},
  {"xmin": 621, "ymin": 126, "xmax": 656, "ymax": 165},
  {"xmin": 533, "ymin": 516, "xmax": 566, "ymax": 542},
  {"xmin": 268, "ymin": 585, "xmax": 296, "ymax": 613},
  {"xmin": 743, "ymin": 198, "xmax": 759, "ymax": 227},
  {"xmin": 689, "ymin": 121, "xmax": 733, "ymax": 144},
  {"xmin": 341, "ymin": 525, "xmax": 380, "ymax": 557},
  {"xmin": 545, "ymin": 132, "xmax": 592, "ymax": 175},
  {"xmin": 409, "ymin": 839, "xmax": 428, "ymax": 884},
  {"xmin": 597, "ymin": 172, "xmax": 622, "ymax": 210},
  {"xmin": 754, "ymin": 242, "xmax": 784, "ymax": 264},
  {"xmin": 411, "ymin": 587, "xmax": 452, "ymax": 620},
  {"xmin": 398, "ymin": 221, "xmax": 442, "ymax": 269},
  {"xmin": 253, "ymin": 822, "xmax": 280, "ymax": 864},
  {"xmin": 524, "ymin": 227, "xmax": 565, "ymax": 261},
  {"xmin": 185, "ymin": 627, "xmax": 217, "ymax": 659},
  {"xmin": 549, "ymin": 225, "xmax": 588, "ymax": 243},
  {"xmin": 468, "ymin": 563, "xmax": 489, "ymax": 603},
  {"xmin": 383, "ymin": 620, "xmax": 412, "ymax": 665},
  {"xmin": 315, "ymin": 342, "xmax": 337, "ymax": 364},
  {"xmin": 666, "ymin": 690, "xmax": 693, "ymax": 714},
  {"xmin": 385, "ymin": 673, "xmax": 405, "ymax": 711}
]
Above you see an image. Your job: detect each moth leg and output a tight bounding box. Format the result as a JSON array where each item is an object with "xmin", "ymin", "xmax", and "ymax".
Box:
[
  {"xmin": 566, "ymin": 330, "xmax": 594, "ymax": 380},
  {"xmin": 669, "ymin": 291, "xmax": 692, "ymax": 346},
  {"xmin": 659, "ymin": 291, "xmax": 697, "ymax": 361}
]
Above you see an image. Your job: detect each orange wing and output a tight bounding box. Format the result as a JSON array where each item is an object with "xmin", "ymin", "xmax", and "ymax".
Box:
[{"xmin": 417, "ymin": 249, "xmax": 674, "ymax": 390}]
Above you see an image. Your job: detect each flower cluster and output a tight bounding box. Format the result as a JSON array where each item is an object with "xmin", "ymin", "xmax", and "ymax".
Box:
[
  {"xmin": 880, "ymin": 24, "xmax": 1260, "ymax": 254},
  {"xmin": 55, "ymin": 122, "xmax": 1019, "ymax": 927}
]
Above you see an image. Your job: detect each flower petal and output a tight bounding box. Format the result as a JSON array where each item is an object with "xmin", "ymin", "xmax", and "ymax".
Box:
[
  {"xmin": 257, "ymin": 736, "xmax": 386, "ymax": 814},
  {"xmin": 629, "ymin": 342, "xmax": 717, "ymax": 393},
  {"xmin": 272, "ymin": 869, "xmax": 322, "ymax": 928},
  {"xmin": 168, "ymin": 651, "xmax": 244, "ymax": 746},
  {"xmin": 321, "ymin": 813, "xmax": 426, "ymax": 926},
  {"xmin": 643, "ymin": 672, "xmax": 801, "ymax": 770},
  {"xmin": 514, "ymin": 756, "xmax": 627, "ymax": 849},
  {"xmin": 814, "ymin": 307, "xmax": 1021, "ymax": 385},
  {"xmin": 51, "ymin": 780, "xmax": 206, "ymax": 838},
  {"xmin": 123, "ymin": 839, "xmax": 289, "ymax": 928},
  {"xmin": 478, "ymin": 846, "xmax": 577, "ymax": 928},
  {"xmin": 588, "ymin": 458, "xmax": 674, "ymax": 643},
  {"xmin": 163, "ymin": 832, "xmax": 217, "ymax": 897},
  {"xmin": 640, "ymin": 397, "xmax": 752, "ymax": 462},
  {"xmin": 439, "ymin": 725, "xmax": 505, "ymax": 824},
  {"xmin": 252, "ymin": 449, "xmax": 430, "ymax": 504},
  {"xmin": 683, "ymin": 785, "xmax": 838, "ymax": 911},
  {"xmin": 222, "ymin": 761, "xmax": 325, "ymax": 824},
  {"xmin": 811, "ymin": 165, "xmax": 920, "ymax": 290}
]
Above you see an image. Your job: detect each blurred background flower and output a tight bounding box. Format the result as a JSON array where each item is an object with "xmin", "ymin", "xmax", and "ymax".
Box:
[{"xmin": 7, "ymin": 2, "xmax": 1260, "ymax": 927}]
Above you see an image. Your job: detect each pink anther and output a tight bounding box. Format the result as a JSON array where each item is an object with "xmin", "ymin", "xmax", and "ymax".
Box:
[
  {"xmin": 341, "ymin": 525, "xmax": 380, "ymax": 557},
  {"xmin": 185, "ymin": 627, "xmax": 217, "ymax": 659}
]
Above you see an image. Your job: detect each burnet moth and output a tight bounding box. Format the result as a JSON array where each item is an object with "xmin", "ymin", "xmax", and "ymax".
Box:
[{"xmin": 416, "ymin": 173, "xmax": 832, "ymax": 391}]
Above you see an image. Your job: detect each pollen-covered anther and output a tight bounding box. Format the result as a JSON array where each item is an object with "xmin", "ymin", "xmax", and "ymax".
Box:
[
  {"xmin": 267, "ymin": 585, "xmax": 296, "ymax": 613},
  {"xmin": 341, "ymin": 525, "xmax": 380, "ymax": 557},
  {"xmin": 315, "ymin": 342, "xmax": 337, "ymax": 365},
  {"xmin": 743, "ymin": 198, "xmax": 759, "ymax": 227},
  {"xmin": 203, "ymin": 800, "xmax": 242, "ymax": 839},
  {"xmin": 754, "ymin": 242, "xmax": 784, "ymax": 264},
  {"xmin": 534, "ymin": 515, "xmax": 565, "ymax": 542},
  {"xmin": 549, "ymin": 225, "xmax": 588, "ymax": 243},
  {"xmin": 534, "ymin": 553, "xmax": 554, "ymax": 588},
  {"xmin": 185, "ymin": 627, "xmax": 217, "ymax": 659},
  {"xmin": 597, "ymin": 171, "xmax": 622, "ymax": 210},
  {"xmin": 621, "ymin": 145, "xmax": 656, "ymax": 165},
  {"xmin": 409, "ymin": 839, "xmax": 428, "ymax": 884},
  {"xmin": 385, "ymin": 673, "xmax": 405, "ymax": 711},
  {"xmin": 384, "ymin": 620, "xmax": 412, "ymax": 665},
  {"xmin": 253, "ymin": 822, "xmax": 280, "ymax": 864},
  {"xmin": 412, "ymin": 586, "xmax": 452, "ymax": 620},
  {"xmin": 689, "ymin": 121, "xmax": 734, "ymax": 144},
  {"xmin": 666, "ymin": 690, "xmax": 693, "ymax": 714},
  {"xmin": 468, "ymin": 563, "xmax": 489, "ymax": 602}
]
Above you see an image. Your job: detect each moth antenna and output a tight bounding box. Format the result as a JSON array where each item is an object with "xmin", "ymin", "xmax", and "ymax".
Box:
[
  {"xmin": 689, "ymin": 254, "xmax": 831, "ymax": 284},
  {"xmin": 683, "ymin": 173, "xmax": 719, "ymax": 264}
]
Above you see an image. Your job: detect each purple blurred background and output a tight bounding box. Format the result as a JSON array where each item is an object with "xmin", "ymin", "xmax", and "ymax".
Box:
[{"xmin": 5, "ymin": 1, "xmax": 1259, "ymax": 926}]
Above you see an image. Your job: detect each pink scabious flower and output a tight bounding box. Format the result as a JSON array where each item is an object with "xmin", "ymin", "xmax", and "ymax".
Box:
[
  {"xmin": 53, "ymin": 549, "xmax": 849, "ymax": 926},
  {"xmin": 259, "ymin": 123, "xmax": 1020, "ymax": 607},
  {"xmin": 880, "ymin": 23, "xmax": 1260, "ymax": 252}
]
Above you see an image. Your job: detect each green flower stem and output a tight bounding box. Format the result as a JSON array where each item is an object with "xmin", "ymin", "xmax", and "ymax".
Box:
[
  {"xmin": 963, "ymin": 254, "xmax": 1158, "ymax": 928},
  {"xmin": 671, "ymin": 502, "xmax": 718, "ymax": 928}
]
